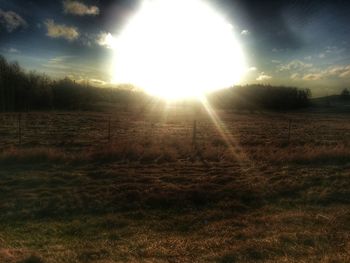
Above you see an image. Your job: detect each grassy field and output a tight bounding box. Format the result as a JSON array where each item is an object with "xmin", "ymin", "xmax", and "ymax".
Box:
[{"xmin": 0, "ymin": 108, "xmax": 349, "ymax": 262}]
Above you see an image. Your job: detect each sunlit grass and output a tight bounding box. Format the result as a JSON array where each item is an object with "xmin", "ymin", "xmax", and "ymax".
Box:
[{"xmin": 0, "ymin": 111, "xmax": 350, "ymax": 262}]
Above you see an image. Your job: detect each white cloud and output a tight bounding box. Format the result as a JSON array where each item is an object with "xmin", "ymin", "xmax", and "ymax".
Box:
[
  {"xmin": 325, "ymin": 46, "xmax": 336, "ymax": 53},
  {"xmin": 327, "ymin": 65, "xmax": 350, "ymax": 78},
  {"xmin": 291, "ymin": 65, "xmax": 350, "ymax": 81},
  {"xmin": 304, "ymin": 56, "xmax": 312, "ymax": 60},
  {"xmin": 328, "ymin": 66, "xmax": 345, "ymax": 76},
  {"xmin": 324, "ymin": 46, "xmax": 345, "ymax": 54},
  {"xmin": 0, "ymin": 9, "xmax": 27, "ymax": 32},
  {"xmin": 8, "ymin": 47, "xmax": 19, "ymax": 53},
  {"xmin": 256, "ymin": 72, "xmax": 272, "ymax": 81},
  {"xmin": 44, "ymin": 56, "xmax": 74, "ymax": 71},
  {"xmin": 272, "ymin": 48, "xmax": 284, "ymax": 53},
  {"xmin": 97, "ymin": 32, "xmax": 116, "ymax": 48},
  {"xmin": 44, "ymin": 19, "xmax": 79, "ymax": 41},
  {"xmin": 43, "ymin": 56, "xmax": 108, "ymax": 85},
  {"xmin": 340, "ymin": 70, "xmax": 350, "ymax": 78},
  {"xmin": 49, "ymin": 56, "xmax": 73, "ymax": 64},
  {"xmin": 75, "ymin": 77, "xmax": 108, "ymax": 86},
  {"xmin": 248, "ymin": 67, "xmax": 257, "ymax": 72},
  {"xmin": 290, "ymin": 73, "xmax": 300, "ymax": 80},
  {"xmin": 79, "ymin": 33, "xmax": 97, "ymax": 47},
  {"xmin": 2, "ymin": 47, "xmax": 20, "ymax": 53},
  {"xmin": 279, "ymin": 58, "xmax": 350, "ymax": 82},
  {"xmin": 241, "ymin": 29, "xmax": 250, "ymax": 36},
  {"xmin": 319, "ymin": 53, "xmax": 326, "ymax": 58},
  {"xmin": 88, "ymin": 78, "xmax": 107, "ymax": 86},
  {"xmin": 63, "ymin": 0, "xmax": 99, "ymax": 16},
  {"xmin": 277, "ymin": 60, "xmax": 313, "ymax": 72},
  {"xmin": 302, "ymin": 73, "xmax": 323, "ymax": 81}
]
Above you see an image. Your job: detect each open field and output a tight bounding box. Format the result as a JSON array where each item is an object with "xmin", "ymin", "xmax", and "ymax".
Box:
[{"xmin": 0, "ymin": 109, "xmax": 349, "ymax": 262}]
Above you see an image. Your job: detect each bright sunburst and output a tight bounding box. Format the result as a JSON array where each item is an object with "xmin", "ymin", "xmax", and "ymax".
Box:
[{"xmin": 111, "ymin": 0, "xmax": 247, "ymax": 100}]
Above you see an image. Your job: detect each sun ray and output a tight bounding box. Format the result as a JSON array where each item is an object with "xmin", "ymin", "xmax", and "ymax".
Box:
[{"xmin": 200, "ymin": 96, "xmax": 254, "ymax": 167}]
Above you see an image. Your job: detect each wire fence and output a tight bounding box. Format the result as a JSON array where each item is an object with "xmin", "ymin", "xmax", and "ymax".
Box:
[
  {"xmin": 0, "ymin": 112, "xmax": 198, "ymax": 150},
  {"xmin": 0, "ymin": 111, "xmax": 349, "ymax": 151}
]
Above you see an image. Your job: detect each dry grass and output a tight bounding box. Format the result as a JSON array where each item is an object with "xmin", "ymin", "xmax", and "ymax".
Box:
[
  {"xmin": 1, "ymin": 110, "xmax": 350, "ymax": 165},
  {"xmin": 1, "ymin": 141, "xmax": 349, "ymax": 165},
  {"xmin": 0, "ymin": 110, "xmax": 349, "ymax": 262},
  {"xmin": 1, "ymin": 162, "xmax": 349, "ymax": 262}
]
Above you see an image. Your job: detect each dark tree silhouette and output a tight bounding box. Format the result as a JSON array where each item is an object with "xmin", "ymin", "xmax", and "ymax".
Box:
[
  {"xmin": 0, "ymin": 55, "xmax": 311, "ymax": 112},
  {"xmin": 209, "ymin": 84, "xmax": 311, "ymax": 111},
  {"xmin": 340, "ymin": 88, "xmax": 350, "ymax": 101},
  {"xmin": 0, "ymin": 55, "xmax": 143, "ymax": 111}
]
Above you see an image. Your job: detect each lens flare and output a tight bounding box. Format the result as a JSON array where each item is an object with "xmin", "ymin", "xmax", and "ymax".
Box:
[{"xmin": 111, "ymin": 0, "xmax": 247, "ymax": 100}]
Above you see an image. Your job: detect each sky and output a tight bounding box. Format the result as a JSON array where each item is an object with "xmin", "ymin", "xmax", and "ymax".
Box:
[{"xmin": 0, "ymin": 0, "xmax": 350, "ymax": 97}]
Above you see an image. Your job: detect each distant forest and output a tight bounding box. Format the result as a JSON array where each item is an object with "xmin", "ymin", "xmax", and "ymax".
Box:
[
  {"xmin": 0, "ymin": 55, "xmax": 311, "ymax": 111},
  {"xmin": 209, "ymin": 85, "xmax": 311, "ymax": 110}
]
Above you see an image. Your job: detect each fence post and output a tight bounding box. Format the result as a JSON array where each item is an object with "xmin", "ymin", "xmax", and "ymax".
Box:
[
  {"xmin": 288, "ymin": 119, "xmax": 292, "ymax": 143},
  {"xmin": 18, "ymin": 113, "xmax": 22, "ymax": 145},
  {"xmin": 192, "ymin": 120, "xmax": 197, "ymax": 147},
  {"xmin": 108, "ymin": 116, "xmax": 111, "ymax": 143}
]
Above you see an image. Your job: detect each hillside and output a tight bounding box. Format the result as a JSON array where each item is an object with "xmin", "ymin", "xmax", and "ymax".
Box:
[{"xmin": 311, "ymin": 95, "xmax": 350, "ymax": 112}]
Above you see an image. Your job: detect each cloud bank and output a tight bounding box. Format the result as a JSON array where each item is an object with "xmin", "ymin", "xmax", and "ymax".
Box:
[
  {"xmin": 96, "ymin": 32, "xmax": 116, "ymax": 48},
  {"xmin": 241, "ymin": 29, "xmax": 250, "ymax": 36},
  {"xmin": 278, "ymin": 60, "xmax": 313, "ymax": 72},
  {"xmin": 63, "ymin": 0, "xmax": 99, "ymax": 16},
  {"xmin": 45, "ymin": 19, "xmax": 79, "ymax": 41},
  {"xmin": 289, "ymin": 65, "xmax": 350, "ymax": 81},
  {"xmin": 0, "ymin": 9, "xmax": 27, "ymax": 32},
  {"xmin": 256, "ymin": 72, "xmax": 272, "ymax": 81}
]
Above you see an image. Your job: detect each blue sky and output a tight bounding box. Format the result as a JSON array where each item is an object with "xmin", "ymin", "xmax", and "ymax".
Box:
[{"xmin": 1, "ymin": 0, "xmax": 350, "ymax": 97}]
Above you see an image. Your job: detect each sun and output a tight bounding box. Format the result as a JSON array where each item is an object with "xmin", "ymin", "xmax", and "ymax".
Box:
[{"xmin": 110, "ymin": 0, "xmax": 247, "ymax": 100}]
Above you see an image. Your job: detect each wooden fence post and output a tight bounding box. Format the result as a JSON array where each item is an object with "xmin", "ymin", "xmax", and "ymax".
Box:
[
  {"xmin": 18, "ymin": 113, "xmax": 22, "ymax": 145},
  {"xmin": 192, "ymin": 120, "xmax": 197, "ymax": 146},
  {"xmin": 108, "ymin": 116, "xmax": 111, "ymax": 143},
  {"xmin": 288, "ymin": 119, "xmax": 292, "ymax": 143}
]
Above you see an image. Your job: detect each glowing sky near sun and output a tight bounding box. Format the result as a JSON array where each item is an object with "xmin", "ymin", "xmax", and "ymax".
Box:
[
  {"xmin": 1, "ymin": 0, "xmax": 350, "ymax": 97},
  {"xmin": 108, "ymin": 0, "xmax": 247, "ymax": 99}
]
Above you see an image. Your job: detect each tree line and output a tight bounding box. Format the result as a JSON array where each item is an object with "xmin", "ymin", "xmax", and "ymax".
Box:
[
  {"xmin": 209, "ymin": 84, "xmax": 311, "ymax": 110},
  {"xmin": 0, "ymin": 55, "xmax": 144, "ymax": 111},
  {"xmin": 1, "ymin": 55, "xmax": 312, "ymax": 111}
]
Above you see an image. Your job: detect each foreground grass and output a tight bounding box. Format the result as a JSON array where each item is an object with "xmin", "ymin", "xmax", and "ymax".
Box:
[
  {"xmin": 1, "ymin": 206, "xmax": 349, "ymax": 262},
  {"xmin": 0, "ymin": 161, "xmax": 349, "ymax": 262},
  {"xmin": 0, "ymin": 111, "xmax": 349, "ymax": 262}
]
